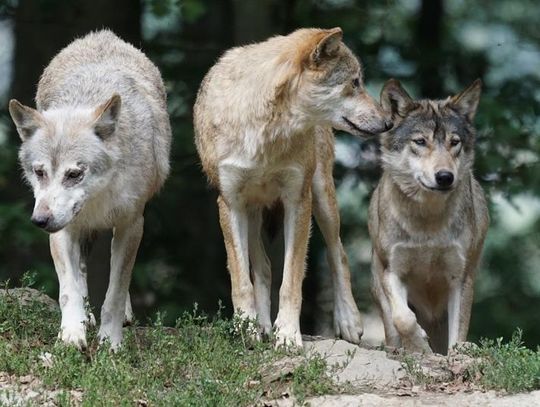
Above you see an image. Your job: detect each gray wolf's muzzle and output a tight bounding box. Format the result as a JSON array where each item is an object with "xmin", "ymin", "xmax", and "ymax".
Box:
[{"xmin": 435, "ymin": 170, "xmax": 454, "ymax": 189}]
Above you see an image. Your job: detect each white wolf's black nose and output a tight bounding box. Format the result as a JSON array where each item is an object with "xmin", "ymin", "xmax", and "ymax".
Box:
[
  {"xmin": 435, "ymin": 171, "xmax": 454, "ymax": 188},
  {"xmin": 31, "ymin": 214, "xmax": 50, "ymax": 229}
]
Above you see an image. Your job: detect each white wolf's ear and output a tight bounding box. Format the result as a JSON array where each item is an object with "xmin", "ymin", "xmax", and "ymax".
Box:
[
  {"xmin": 310, "ymin": 27, "xmax": 343, "ymax": 65},
  {"xmin": 93, "ymin": 93, "xmax": 121, "ymax": 140},
  {"xmin": 380, "ymin": 79, "xmax": 414, "ymax": 118},
  {"xmin": 449, "ymin": 79, "xmax": 482, "ymax": 122},
  {"xmin": 8, "ymin": 99, "xmax": 44, "ymax": 141}
]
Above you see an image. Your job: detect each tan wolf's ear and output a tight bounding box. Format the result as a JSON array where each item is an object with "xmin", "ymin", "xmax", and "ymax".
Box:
[
  {"xmin": 380, "ymin": 79, "xmax": 414, "ymax": 119},
  {"xmin": 93, "ymin": 93, "xmax": 121, "ymax": 140},
  {"xmin": 310, "ymin": 27, "xmax": 343, "ymax": 65},
  {"xmin": 449, "ymin": 79, "xmax": 482, "ymax": 122},
  {"xmin": 8, "ymin": 99, "xmax": 45, "ymax": 141}
]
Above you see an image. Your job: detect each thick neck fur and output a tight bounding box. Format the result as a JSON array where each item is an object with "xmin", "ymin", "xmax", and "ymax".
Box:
[{"xmin": 383, "ymin": 172, "xmax": 470, "ymax": 234}]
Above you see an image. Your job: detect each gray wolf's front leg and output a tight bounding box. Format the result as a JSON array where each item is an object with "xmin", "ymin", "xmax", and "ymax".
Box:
[
  {"xmin": 50, "ymin": 230, "xmax": 89, "ymax": 349},
  {"xmin": 98, "ymin": 215, "xmax": 143, "ymax": 350}
]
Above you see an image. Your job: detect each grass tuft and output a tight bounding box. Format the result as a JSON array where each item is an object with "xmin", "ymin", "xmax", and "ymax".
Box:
[{"xmin": 0, "ymin": 278, "xmax": 338, "ymax": 406}]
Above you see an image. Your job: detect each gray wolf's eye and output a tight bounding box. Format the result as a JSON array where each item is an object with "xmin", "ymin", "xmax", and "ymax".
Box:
[
  {"xmin": 450, "ymin": 138, "xmax": 461, "ymax": 146},
  {"xmin": 352, "ymin": 78, "xmax": 360, "ymax": 88},
  {"xmin": 412, "ymin": 138, "xmax": 426, "ymax": 146},
  {"xmin": 66, "ymin": 169, "xmax": 83, "ymax": 180}
]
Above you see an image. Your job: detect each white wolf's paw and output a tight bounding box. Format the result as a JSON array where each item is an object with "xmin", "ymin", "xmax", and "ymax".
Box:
[
  {"xmin": 334, "ymin": 300, "xmax": 363, "ymax": 344},
  {"xmin": 274, "ymin": 318, "xmax": 302, "ymax": 349},
  {"xmin": 59, "ymin": 324, "xmax": 87, "ymax": 350},
  {"xmin": 98, "ymin": 326, "xmax": 123, "ymax": 352},
  {"xmin": 233, "ymin": 311, "xmax": 262, "ymax": 342}
]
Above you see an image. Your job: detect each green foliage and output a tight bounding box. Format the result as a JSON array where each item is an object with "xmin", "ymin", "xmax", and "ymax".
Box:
[
  {"xmin": 466, "ymin": 330, "xmax": 540, "ymax": 393},
  {"xmin": 0, "ymin": 283, "xmax": 338, "ymax": 406}
]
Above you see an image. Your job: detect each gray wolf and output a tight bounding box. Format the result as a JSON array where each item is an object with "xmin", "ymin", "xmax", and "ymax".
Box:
[
  {"xmin": 8, "ymin": 30, "xmax": 171, "ymax": 350},
  {"xmin": 369, "ymin": 79, "xmax": 489, "ymax": 354},
  {"xmin": 194, "ymin": 27, "xmax": 392, "ymax": 346}
]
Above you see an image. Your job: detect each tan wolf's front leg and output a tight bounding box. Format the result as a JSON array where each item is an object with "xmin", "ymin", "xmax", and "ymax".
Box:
[
  {"xmin": 312, "ymin": 162, "xmax": 363, "ymax": 344},
  {"xmin": 217, "ymin": 196, "xmax": 258, "ymax": 328},
  {"xmin": 50, "ymin": 230, "xmax": 88, "ymax": 349},
  {"xmin": 274, "ymin": 185, "xmax": 312, "ymax": 347},
  {"xmin": 98, "ymin": 215, "xmax": 143, "ymax": 350}
]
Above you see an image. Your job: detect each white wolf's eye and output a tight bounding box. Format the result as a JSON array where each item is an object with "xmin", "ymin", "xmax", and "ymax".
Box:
[
  {"xmin": 34, "ymin": 168, "xmax": 45, "ymax": 178},
  {"xmin": 352, "ymin": 78, "xmax": 360, "ymax": 88},
  {"xmin": 66, "ymin": 169, "xmax": 83, "ymax": 180}
]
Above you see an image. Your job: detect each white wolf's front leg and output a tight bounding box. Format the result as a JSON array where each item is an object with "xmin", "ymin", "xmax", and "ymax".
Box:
[
  {"xmin": 274, "ymin": 178, "xmax": 311, "ymax": 348},
  {"xmin": 50, "ymin": 230, "xmax": 88, "ymax": 349},
  {"xmin": 98, "ymin": 215, "xmax": 144, "ymax": 350}
]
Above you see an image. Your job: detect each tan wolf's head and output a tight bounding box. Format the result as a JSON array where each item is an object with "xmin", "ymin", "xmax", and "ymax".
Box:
[
  {"xmin": 9, "ymin": 95, "xmax": 121, "ymax": 232},
  {"xmin": 379, "ymin": 79, "xmax": 482, "ymax": 197},
  {"xmin": 284, "ymin": 27, "xmax": 392, "ymax": 136}
]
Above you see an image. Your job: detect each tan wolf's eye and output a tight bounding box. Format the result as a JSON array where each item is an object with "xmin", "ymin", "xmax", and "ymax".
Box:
[
  {"xmin": 450, "ymin": 138, "xmax": 461, "ymax": 147},
  {"xmin": 412, "ymin": 138, "xmax": 426, "ymax": 146},
  {"xmin": 352, "ymin": 78, "xmax": 360, "ymax": 88}
]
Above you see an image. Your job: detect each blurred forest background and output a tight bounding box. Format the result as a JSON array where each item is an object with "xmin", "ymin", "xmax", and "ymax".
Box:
[{"xmin": 0, "ymin": 0, "xmax": 539, "ymax": 346}]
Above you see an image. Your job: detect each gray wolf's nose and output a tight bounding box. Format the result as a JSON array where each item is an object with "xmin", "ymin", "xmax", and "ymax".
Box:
[
  {"xmin": 31, "ymin": 214, "xmax": 50, "ymax": 229},
  {"xmin": 435, "ymin": 171, "xmax": 454, "ymax": 188},
  {"xmin": 384, "ymin": 119, "xmax": 393, "ymax": 131}
]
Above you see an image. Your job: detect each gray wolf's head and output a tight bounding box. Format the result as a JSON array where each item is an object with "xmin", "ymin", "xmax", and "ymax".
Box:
[
  {"xmin": 9, "ymin": 94, "xmax": 121, "ymax": 232},
  {"xmin": 286, "ymin": 27, "xmax": 392, "ymax": 136},
  {"xmin": 379, "ymin": 79, "xmax": 482, "ymax": 197}
]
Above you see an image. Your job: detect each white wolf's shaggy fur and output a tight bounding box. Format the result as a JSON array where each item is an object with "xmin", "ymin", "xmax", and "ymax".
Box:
[{"xmin": 9, "ymin": 30, "xmax": 171, "ymax": 349}]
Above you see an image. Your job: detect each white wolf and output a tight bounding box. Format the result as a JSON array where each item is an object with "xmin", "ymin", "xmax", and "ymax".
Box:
[{"xmin": 8, "ymin": 30, "xmax": 171, "ymax": 349}]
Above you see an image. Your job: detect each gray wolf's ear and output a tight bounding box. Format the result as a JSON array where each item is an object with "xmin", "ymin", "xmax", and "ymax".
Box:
[
  {"xmin": 93, "ymin": 93, "xmax": 121, "ymax": 140},
  {"xmin": 449, "ymin": 79, "xmax": 482, "ymax": 122},
  {"xmin": 310, "ymin": 27, "xmax": 343, "ymax": 65},
  {"xmin": 380, "ymin": 79, "xmax": 414, "ymax": 118},
  {"xmin": 8, "ymin": 99, "xmax": 44, "ymax": 141}
]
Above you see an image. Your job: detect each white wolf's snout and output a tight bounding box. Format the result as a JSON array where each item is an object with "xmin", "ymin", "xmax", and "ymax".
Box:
[{"xmin": 32, "ymin": 188, "xmax": 85, "ymax": 233}]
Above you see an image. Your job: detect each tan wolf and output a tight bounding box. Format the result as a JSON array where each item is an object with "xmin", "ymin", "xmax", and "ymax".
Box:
[
  {"xmin": 194, "ymin": 27, "xmax": 392, "ymax": 346},
  {"xmin": 8, "ymin": 30, "xmax": 171, "ymax": 350},
  {"xmin": 369, "ymin": 79, "xmax": 489, "ymax": 354}
]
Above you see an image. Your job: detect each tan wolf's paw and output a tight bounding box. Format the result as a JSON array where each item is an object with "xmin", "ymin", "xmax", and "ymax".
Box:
[
  {"xmin": 59, "ymin": 324, "xmax": 87, "ymax": 350},
  {"xmin": 334, "ymin": 301, "xmax": 363, "ymax": 344},
  {"xmin": 274, "ymin": 319, "xmax": 302, "ymax": 349}
]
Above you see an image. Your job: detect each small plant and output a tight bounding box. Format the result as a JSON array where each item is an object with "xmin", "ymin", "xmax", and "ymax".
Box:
[{"xmin": 465, "ymin": 329, "xmax": 540, "ymax": 393}]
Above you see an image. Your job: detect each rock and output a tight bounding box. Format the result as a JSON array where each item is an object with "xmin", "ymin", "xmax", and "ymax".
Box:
[{"xmin": 0, "ymin": 288, "xmax": 58, "ymax": 311}]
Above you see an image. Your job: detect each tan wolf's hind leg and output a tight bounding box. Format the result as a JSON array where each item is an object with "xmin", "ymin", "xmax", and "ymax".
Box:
[
  {"xmin": 98, "ymin": 214, "xmax": 144, "ymax": 350},
  {"xmin": 312, "ymin": 157, "xmax": 363, "ymax": 344},
  {"xmin": 248, "ymin": 207, "xmax": 272, "ymax": 336},
  {"xmin": 217, "ymin": 196, "xmax": 258, "ymax": 332}
]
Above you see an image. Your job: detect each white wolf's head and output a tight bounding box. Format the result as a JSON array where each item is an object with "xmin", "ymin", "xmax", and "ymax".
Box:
[
  {"xmin": 287, "ymin": 28, "xmax": 393, "ymax": 136},
  {"xmin": 9, "ymin": 94, "xmax": 121, "ymax": 233}
]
